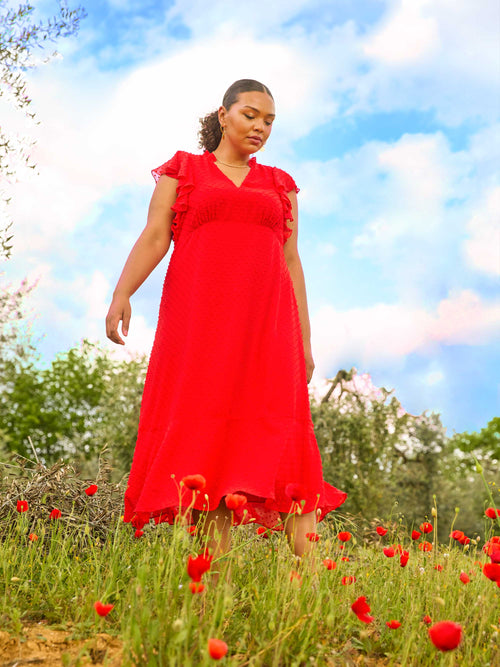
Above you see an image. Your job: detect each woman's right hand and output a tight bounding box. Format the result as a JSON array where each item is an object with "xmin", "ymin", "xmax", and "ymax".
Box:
[{"xmin": 106, "ymin": 294, "xmax": 131, "ymax": 345}]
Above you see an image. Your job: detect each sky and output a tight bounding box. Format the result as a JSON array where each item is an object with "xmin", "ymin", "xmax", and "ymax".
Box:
[{"xmin": 2, "ymin": 0, "xmax": 499, "ymax": 435}]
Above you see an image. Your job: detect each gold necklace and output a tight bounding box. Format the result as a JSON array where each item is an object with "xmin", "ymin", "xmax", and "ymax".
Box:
[{"xmin": 214, "ymin": 155, "xmax": 249, "ymax": 168}]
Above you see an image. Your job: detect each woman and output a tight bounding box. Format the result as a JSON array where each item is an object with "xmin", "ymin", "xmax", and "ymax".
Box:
[{"xmin": 106, "ymin": 79, "xmax": 346, "ymax": 571}]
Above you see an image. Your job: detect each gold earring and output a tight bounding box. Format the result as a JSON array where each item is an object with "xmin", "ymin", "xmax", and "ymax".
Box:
[{"xmin": 221, "ymin": 126, "xmax": 225, "ymax": 140}]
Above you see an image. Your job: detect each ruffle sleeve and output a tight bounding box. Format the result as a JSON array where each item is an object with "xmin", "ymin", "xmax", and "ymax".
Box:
[
  {"xmin": 272, "ymin": 167, "xmax": 300, "ymax": 243},
  {"xmin": 151, "ymin": 150, "xmax": 194, "ymax": 243}
]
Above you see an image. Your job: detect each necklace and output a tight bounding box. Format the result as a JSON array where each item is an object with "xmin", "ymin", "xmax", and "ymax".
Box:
[{"xmin": 214, "ymin": 156, "xmax": 249, "ymax": 169}]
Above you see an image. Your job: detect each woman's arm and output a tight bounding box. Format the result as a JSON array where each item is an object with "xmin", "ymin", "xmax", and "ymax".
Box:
[
  {"xmin": 105, "ymin": 175, "xmax": 178, "ymax": 345},
  {"xmin": 283, "ymin": 190, "xmax": 315, "ymax": 383}
]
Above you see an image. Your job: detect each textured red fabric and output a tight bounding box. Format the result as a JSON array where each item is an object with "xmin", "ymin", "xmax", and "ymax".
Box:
[{"xmin": 123, "ymin": 150, "xmax": 347, "ymax": 530}]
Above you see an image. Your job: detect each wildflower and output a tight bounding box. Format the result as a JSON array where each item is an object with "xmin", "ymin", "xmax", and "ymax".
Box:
[
  {"xmin": 386, "ymin": 620, "xmax": 401, "ymax": 629},
  {"xmin": 134, "ymin": 529, "xmax": 144, "ymax": 539},
  {"xmin": 383, "ymin": 547, "xmax": 395, "ymax": 558},
  {"xmin": 400, "ymin": 551, "xmax": 409, "ymax": 567},
  {"xmin": 419, "ymin": 541, "xmax": 432, "ymax": 552},
  {"xmin": 305, "ymin": 532, "xmax": 320, "ymax": 542},
  {"xmin": 483, "ymin": 563, "xmax": 500, "ymax": 582},
  {"xmin": 434, "ymin": 564, "xmax": 443, "ymax": 572},
  {"xmin": 224, "ymin": 493, "xmax": 247, "ymax": 510},
  {"xmin": 484, "ymin": 537, "xmax": 500, "ymax": 558},
  {"xmin": 322, "ymin": 559, "xmax": 337, "ymax": 570},
  {"xmin": 450, "ymin": 530, "xmax": 464, "ymax": 541},
  {"xmin": 187, "ymin": 525, "xmax": 198, "ymax": 536},
  {"xmin": 85, "ymin": 484, "xmax": 98, "ymax": 496},
  {"xmin": 182, "ymin": 474, "xmax": 206, "ymax": 490},
  {"xmin": 256, "ymin": 527, "xmax": 271, "ymax": 538},
  {"xmin": 376, "ymin": 526, "xmax": 388, "ymax": 536},
  {"xmin": 485, "ymin": 508, "xmax": 500, "ymax": 519},
  {"xmin": 94, "ymin": 601, "xmax": 114, "ymax": 617},
  {"xmin": 422, "ymin": 615, "xmax": 432, "ymax": 625},
  {"xmin": 392, "ymin": 543, "xmax": 404, "ymax": 554},
  {"xmin": 290, "ymin": 570, "xmax": 302, "ymax": 586},
  {"xmin": 428, "ymin": 621, "xmax": 462, "ymax": 652},
  {"xmin": 189, "ymin": 581, "xmax": 205, "ymax": 594},
  {"xmin": 411, "ymin": 530, "xmax": 421, "ymax": 540},
  {"xmin": 458, "ymin": 535, "xmax": 470, "ymax": 545},
  {"xmin": 187, "ymin": 551, "xmax": 213, "ymax": 582},
  {"xmin": 208, "ymin": 638, "xmax": 228, "ymax": 660},
  {"xmin": 459, "ymin": 571, "xmax": 470, "ymax": 584},
  {"xmin": 28, "ymin": 533, "xmax": 38, "ymax": 541},
  {"xmin": 341, "ymin": 556, "xmax": 350, "ymax": 562},
  {"xmin": 49, "ymin": 509, "xmax": 62, "ymax": 520},
  {"xmin": 338, "ymin": 531, "xmax": 352, "ymax": 542},
  {"xmin": 16, "ymin": 500, "xmax": 28, "ymax": 513},
  {"xmin": 420, "ymin": 522, "xmax": 433, "ymax": 534},
  {"xmin": 351, "ymin": 596, "xmax": 374, "ymax": 623},
  {"xmin": 489, "ymin": 546, "xmax": 500, "ymax": 564},
  {"xmin": 341, "ymin": 576, "xmax": 356, "ymax": 585}
]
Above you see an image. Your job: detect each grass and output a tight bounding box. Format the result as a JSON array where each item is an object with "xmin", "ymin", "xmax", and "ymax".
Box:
[{"xmin": 0, "ymin": 460, "xmax": 499, "ymax": 665}]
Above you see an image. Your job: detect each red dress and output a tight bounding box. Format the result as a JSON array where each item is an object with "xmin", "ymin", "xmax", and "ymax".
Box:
[{"xmin": 123, "ymin": 150, "xmax": 346, "ymax": 530}]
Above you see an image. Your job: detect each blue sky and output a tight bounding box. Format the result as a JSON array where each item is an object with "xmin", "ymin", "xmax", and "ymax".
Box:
[{"xmin": 2, "ymin": 0, "xmax": 499, "ymax": 435}]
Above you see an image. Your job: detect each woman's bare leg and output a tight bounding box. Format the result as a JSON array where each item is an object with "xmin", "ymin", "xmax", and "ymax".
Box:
[
  {"xmin": 192, "ymin": 501, "xmax": 232, "ymax": 586},
  {"xmin": 279, "ymin": 510, "xmax": 318, "ymax": 573}
]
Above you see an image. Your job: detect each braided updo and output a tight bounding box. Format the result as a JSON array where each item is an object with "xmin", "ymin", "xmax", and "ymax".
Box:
[{"xmin": 198, "ymin": 79, "xmax": 274, "ymax": 152}]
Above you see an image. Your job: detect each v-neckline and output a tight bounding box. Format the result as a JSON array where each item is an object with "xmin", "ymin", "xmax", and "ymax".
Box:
[{"xmin": 206, "ymin": 150, "xmax": 256, "ymax": 189}]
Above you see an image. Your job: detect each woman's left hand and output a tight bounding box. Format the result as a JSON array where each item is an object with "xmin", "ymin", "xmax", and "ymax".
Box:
[{"xmin": 303, "ymin": 345, "xmax": 315, "ymax": 384}]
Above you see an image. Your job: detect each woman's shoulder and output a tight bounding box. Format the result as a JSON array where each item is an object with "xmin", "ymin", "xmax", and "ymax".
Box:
[
  {"xmin": 152, "ymin": 150, "xmax": 205, "ymax": 182},
  {"xmin": 257, "ymin": 162, "xmax": 299, "ymax": 194}
]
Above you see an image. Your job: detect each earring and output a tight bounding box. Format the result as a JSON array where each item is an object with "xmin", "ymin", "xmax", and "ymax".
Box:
[
  {"xmin": 220, "ymin": 126, "xmax": 225, "ymax": 140},
  {"xmin": 259, "ymin": 143, "xmax": 266, "ymax": 152}
]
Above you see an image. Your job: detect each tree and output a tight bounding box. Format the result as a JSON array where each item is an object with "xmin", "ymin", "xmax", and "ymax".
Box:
[{"xmin": 1, "ymin": 0, "xmax": 86, "ymax": 258}]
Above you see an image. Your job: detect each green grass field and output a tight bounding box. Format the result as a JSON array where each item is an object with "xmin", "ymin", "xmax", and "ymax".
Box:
[{"xmin": 1, "ymin": 462, "xmax": 499, "ymax": 666}]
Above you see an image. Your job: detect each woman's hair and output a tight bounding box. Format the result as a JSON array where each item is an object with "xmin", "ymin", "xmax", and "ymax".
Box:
[{"xmin": 198, "ymin": 79, "xmax": 274, "ymax": 152}]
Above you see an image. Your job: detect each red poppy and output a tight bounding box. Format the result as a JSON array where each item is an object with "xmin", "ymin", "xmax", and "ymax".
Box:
[
  {"xmin": 351, "ymin": 596, "xmax": 374, "ymax": 623},
  {"xmin": 187, "ymin": 552, "xmax": 213, "ymax": 582},
  {"xmin": 458, "ymin": 535, "xmax": 470, "ymax": 545},
  {"xmin": 400, "ymin": 551, "xmax": 409, "ymax": 567},
  {"xmin": 418, "ymin": 541, "xmax": 432, "ymax": 552},
  {"xmin": 28, "ymin": 533, "xmax": 38, "ymax": 541},
  {"xmin": 383, "ymin": 547, "xmax": 395, "ymax": 558},
  {"xmin": 459, "ymin": 571, "xmax": 470, "ymax": 584},
  {"xmin": 134, "ymin": 529, "xmax": 144, "ymax": 539},
  {"xmin": 322, "ymin": 559, "xmax": 337, "ymax": 570},
  {"xmin": 256, "ymin": 527, "xmax": 270, "ymax": 538},
  {"xmin": 189, "ymin": 581, "xmax": 205, "ymax": 594},
  {"xmin": 338, "ymin": 531, "xmax": 352, "ymax": 542},
  {"xmin": 485, "ymin": 507, "xmax": 500, "ymax": 519},
  {"xmin": 422, "ymin": 615, "xmax": 432, "ymax": 625},
  {"xmin": 225, "ymin": 493, "xmax": 247, "ymax": 510},
  {"xmin": 484, "ymin": 537, "xmax": 500, "ymax": 559},
  {"xmin": 339, "ymin": 544, "xmax": 345, "ymax": 550},
  {"xmin": 392, "ymin": 543, "xmax": 403, "ymax": 554},
  {"xmin": 420, "ymin": 522, "xmax": 433, "ymax": 534},
  {"xmin": 341, "ymin": 576, "xmax": 356, "ymax": 585},
  {"xmin": 305, "ymin": 532, "xmax": 320, "ymax": 542},
  {"xmin": 94, "ymin": 601, "xmax": 114, "ymax": 617},
  {"xmin": 182, "ymin": 474, "xmax": 206, "ymax": 491},
  {"xmin": 386, "ymin": 620, "xmax": 401, "ymax": 629},
  {"xmin": 285, "ymin": 483, "xmax": 307, "ymax": 502},
  {"xmin": 208, "ymin": 638, "xmax": 228, "ymax": 660},
  {"xmin": 474, "ymin": 560, "xmax": 483, "ymax": 570},
  {"xmin": 376, "ymin": 526, "xmax": 388, "ymax": 536},
  {"xmin": 483, "ymin": 563, "xmax": 500, "ymax": 582},
  {"xmin": 187, "ymin": 525, "xmax": 198, "ymax": 536},
  {"xmin": 49, "ymin": 509, "xmax": 62, "ymax": 520},
  {"xmin": 434, "ymin": 564, "xmax": 443, "ymax": 572},
  {"xmin": 85, "ymin": 484, "xmax": 98, "ymax": 496},
  {"xmin": 489, "ymin": 546, "xmax": 500, "ymax": 564},
  {"xmin": 428, "ymin": 621, "xmax": 462, "ymax": 652},
  {"xmin": 16, "ymin": 500, "xmax": 28, "ymax": 513},
  {"xmin": 411, "ymin": 530, "xmax": 421, "ymax": 540},
  {"xmin": 450, "ymin": 530, "xmax": 464, "ymax": 541},
  {"xmin": 290, "ymin": 570, "xmax": 302, "ymax": 585},
  {"xmin": 341, "ymin": 556, "xmax": 350, "ymax": 562}
]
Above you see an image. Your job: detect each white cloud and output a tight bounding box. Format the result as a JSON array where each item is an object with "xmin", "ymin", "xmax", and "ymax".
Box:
[
  {"xmin": 363, "ymin": 0, "xmax": 440, "ymax": 65},
  {"xmin": 311, "ymin": 289, "xmax": 500, "ymax": 377},
  {"xmin": 463, "ymin": 187, "xmax": 500, "ymax": 277}
]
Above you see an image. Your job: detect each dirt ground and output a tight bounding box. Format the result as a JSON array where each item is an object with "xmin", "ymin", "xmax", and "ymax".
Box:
[{"xmin": 0, "ymin": 622, "xmax": 123, "ymax": 666}]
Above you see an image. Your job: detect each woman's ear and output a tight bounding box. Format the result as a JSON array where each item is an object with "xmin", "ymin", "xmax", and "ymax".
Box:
[{"xmin": 218, "ymin": 105, "xmax": 226, "ymax": 127}]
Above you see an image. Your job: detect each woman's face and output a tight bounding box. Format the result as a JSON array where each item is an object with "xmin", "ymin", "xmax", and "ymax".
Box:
[{"xmin": 219, "ymin": 91, "xmax": 276, "ymax": 155}]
